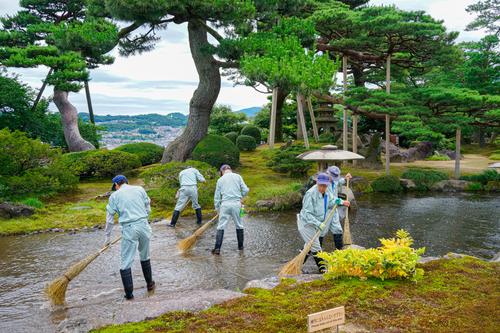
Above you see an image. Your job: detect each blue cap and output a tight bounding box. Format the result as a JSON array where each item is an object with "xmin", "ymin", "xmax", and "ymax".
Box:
[
  {"xmin": 111, "ymin": 175, "xmax": 128, "ymax": 191},
  {"xmin": 327, "ymin": 166, "xmax": 340, "ymax": 180},
  {"xmin": 316, "ymin": 173, "xmax": 331, "ymax": 185}
]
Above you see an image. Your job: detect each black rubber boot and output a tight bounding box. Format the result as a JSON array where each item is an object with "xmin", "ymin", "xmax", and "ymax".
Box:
[
  {"xmin": 195, "ymin": 208, "xmax": 202, "ymax": 225},
  {"xmin": 119, "ymin": 268, "xmax": 134, "ymax": 300},
  {"xmin": 211, "ymin": 230, "xmax": 224, "ymax": 255},
  {"xmin": 319, "ymin": 236, "xmax": 324, "ymax": 247},
  {"xmin": 140, "ymin": 259, "xmax": 155, "ymax": 291},
  {"xmin": 312, "ymin": 252, "xmax": 326, "ymax": 274},
  {"xmin": 236, "ymin": 229, "xmax": 244, "ymax": 250},
  {"xmin": 303, "ymin": 251, "xmax": 311, "ymax": 264},
  {"xmin": 333, "ymin": 234, "xmax": 344, "ymax": 250},
  {"xmin": 169, "ymin": 210, "xmax": 180, "ymax": 227}
]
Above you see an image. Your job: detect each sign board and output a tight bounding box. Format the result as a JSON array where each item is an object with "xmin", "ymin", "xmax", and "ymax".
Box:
[{"xmin": 308, "ymin": 306, "xmax": 345, "ymax": 332}]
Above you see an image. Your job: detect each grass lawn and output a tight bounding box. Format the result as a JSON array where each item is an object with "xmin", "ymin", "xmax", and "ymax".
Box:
[{"xmin": 94, "ymin": 257, "xmax": 500, "ymax": 333}]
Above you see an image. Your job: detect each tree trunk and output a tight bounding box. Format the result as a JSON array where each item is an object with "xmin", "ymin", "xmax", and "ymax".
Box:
[
  {"xmin": 53, "ymin": 89, "xmax": 95, "ymax": 152},
  {"xmin": 161, "ymin": 20, "xmax": 221, "ymax": 163},
  {"xmin": 84, "ymin": 80, "xmax": 95, "ymax": 124},
  {"xmin": 351, "ymin": 66, "xmax": 365, "ymax": 87},
  {"xmin": 274, "ymin": 86, "xmax": 288, "ymax": 142},
  {"xmin": 455, "ymin": 127, "xmax": 461, "ymax": 180}
]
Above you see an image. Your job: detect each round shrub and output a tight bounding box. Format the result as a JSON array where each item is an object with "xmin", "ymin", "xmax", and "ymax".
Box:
[
  {"xmin": 192, "ymin": 134, "xmax": 240, "ymax": 168},
  {"xmin": 402, "ymin": 168, "xmax": 448, "ymax": 191},
  {"xmin": 236, "ymin": 135, "xmax": 257, "ymax": 151},
  {"xmin": 60, "ymin": 149, "xmax": 141, "ymax": 178},
  {"xmin": 241, "ymin": 125, "xmax": 262, "ymax": 143},
  {"xmin": 224, "ymin": 132, "xmax": 239, "ymax": 144},
  {"xmin": 115, "ymin": 142, "xmax": 164, "ymax": 166},
  {"xmin": 0, "ymin": 129, "xmax": 78, "ymax": 199},
  {"xmin": 371, "ymin": 175, "xmax": 402, "ymax": 193}
]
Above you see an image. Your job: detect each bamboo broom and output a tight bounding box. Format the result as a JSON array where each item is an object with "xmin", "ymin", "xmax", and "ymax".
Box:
[
  {"xmin": 278, "ymin": 205, "xmax": 337, "ymax": 277},
  {"xmin": 342, "ymin": 178, "xmax": 352, "ymax": 248},
  {"xmin": 177, "ymin": 214, "xmax": 219, "ymax": 252},
  {"xmin": 45, "ymin": 236, "xmax": 121, "ymax": 305}
]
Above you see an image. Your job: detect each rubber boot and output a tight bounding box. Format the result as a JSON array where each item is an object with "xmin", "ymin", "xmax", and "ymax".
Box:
[
  {"xmin": 195, "ymin": 208, "xmax": 202, "ymax": 225},
  {"xmin": 312, "ymin": 252, "xmax": 326, "ymax": 274},
  {"xmin": 140, "ymin": 259, "xmax": 155, "ymax": 291},
  {"xmin": 303, "ymin": 251, "xmax": 311, "ymax": 264},
  {"xmin": 119, "ymin": 268, "xmax": 134, "ymax": 300},
  {"xmin": 236, "ymin": 229, "xmax": 244, "ymax": 250},
  {"xmin": 169, "ymin": 210, "xmax": 180, "ymax": 227},
  {"xmin": 319, "ymin": 236, "xmax": 324, "ymax": 247},
  {"xmin": 211, "ymin": 230, "xmax": 224, "ymax": 255},
  {"xmin": 333, "ymin": 234, "xmax": 344, "ymax": 250}
]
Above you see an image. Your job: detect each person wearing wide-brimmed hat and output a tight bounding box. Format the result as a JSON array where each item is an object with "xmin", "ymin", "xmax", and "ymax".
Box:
[
  {"xmin": 320, "ymin": 166, "xmax": 352, "ymax": 250},
  {"xmin": 297, "ymin": 172, "xmax": 350, "ymax": 273}
]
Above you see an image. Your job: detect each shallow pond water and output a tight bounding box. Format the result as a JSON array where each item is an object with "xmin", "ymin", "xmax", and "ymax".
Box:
[{"xmin": 0, "ymin": 193, "xmax": 498, "ymax": 332}]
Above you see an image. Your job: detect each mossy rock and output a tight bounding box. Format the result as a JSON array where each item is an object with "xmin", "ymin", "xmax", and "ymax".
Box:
[{"xmin": 192, "ymin": 134, "xmax": 240, "ymax": 168}]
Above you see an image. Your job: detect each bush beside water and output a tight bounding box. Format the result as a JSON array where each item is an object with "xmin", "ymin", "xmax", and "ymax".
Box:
[
  {"xmin": 371, "ymin": 175, "xmax": 402, "ymax": 192},
  {"xmin": 401, "ymin": 168, "xmax": 448, "ymax": 191}
]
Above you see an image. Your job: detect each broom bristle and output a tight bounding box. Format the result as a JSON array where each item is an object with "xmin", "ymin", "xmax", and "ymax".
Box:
[
  {"xmin": 46, "ymin": 252, "xmax": 100, "ymax": 305},
  {"xmin": 177, "ymin": 220, "xmax": 214, "ymax": 252},
  {"xmin": 279, "ymin": 230, "xmax": 318, "ymax": 277}
]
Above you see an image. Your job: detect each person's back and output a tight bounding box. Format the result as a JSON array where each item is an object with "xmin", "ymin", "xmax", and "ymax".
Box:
[
  {"xmin": 216, "ymin": 172, "xmax": 248, "ymax": 203},
  {"xmin": 179, "ymin": 167, "xmax": 204, "ymax": 186}
]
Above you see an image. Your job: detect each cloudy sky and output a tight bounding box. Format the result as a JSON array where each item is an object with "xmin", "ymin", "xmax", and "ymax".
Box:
[{"xmin": 1, "ymin": 0, "xmax": 487, "ymax": 116}]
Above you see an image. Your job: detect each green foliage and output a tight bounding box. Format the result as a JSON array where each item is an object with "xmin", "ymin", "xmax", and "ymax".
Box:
[
  {"xmin": 401, "ymin": 168, "xmax": 449, "ymax": 191},
  {"xmin": 240, "ymin": 124, "xmax": 262, "ymax": 143},
  {"xmin": 21, "ymin": 197, "xmax": 44, "ymax": 209},
  {"xmin": 267, "ymin": 145, "xmax": 313, "ymax": 177},
  {"xmin": 318, "ymin": 132, "xmax": 335, "ymax": 143},
  {"xmin": 466, "ymin": 0, "xmax": 499, "ymax": 35},
  {"xmin": 318, "ymin": 229, "xmax": 425, "ymax": 281},
  {"xmin": 236, "ymin": 135, "xmax": 257, "ymax": 151},
  {"xmin": 141, "ymin": 160, "xmax": 218, "ymax": 209},
  {"xmin": 426, "ymin": 154, "xmax": 451, "ymax": 161},
  {"xmin": 461, "ymin": 169, "xmax": 500, "ymax": 185},
  {"xmin": 465, "ymin": 182, "xmax": 483, "ymax": 191},
  {"xmin": 0, "ymin": 129, "xmax": 78, "ymax": 199},
  {"xmin": 60, "ymin": 149, "xmax": 141, "ymax": 178},
  {"xmin": 371, "ymin": 175, "xmax": 402, "ymax": 193},
  {"xmin": 114, "ymin": 142, "xmax": 163, "ymax": 166},
  {"xmin": 490, "ymin": 153, "xmax": 500, "ymax": 160},
  {"xmin": 209, "ymin": 105, "xmax": 247, "ymax": 135},
  {"xmin": 224, "ymin": 131, "xmax": 239, "ymax": 143},
  {"xmin": 192, "ymin": 134, "xmax": 240, "ymax": 168}
]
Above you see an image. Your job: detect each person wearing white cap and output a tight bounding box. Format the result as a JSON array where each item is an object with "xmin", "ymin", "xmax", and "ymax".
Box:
[
  {"xmin": 212, "ymin": 164, "xmax": 249, "ymax": 255},
  {"xmin": 321, "ymin": 166, "xmax": 352, "ymax": 250},
  {"xmin": 298, "ymin": 172, "xmax": 350, "ymax": 273}
]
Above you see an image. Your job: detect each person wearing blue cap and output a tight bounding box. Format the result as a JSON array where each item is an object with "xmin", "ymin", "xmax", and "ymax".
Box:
[
  {"xmin": 212, "ymin": 164, "xmax": 249, "ymax": 255},
  {"xmin": 321, "ymin": 166, "xmax": 352, "ymax": 250},
  {"xmin": 104, "ymin": 175, "xmax": 155, "ymax": 300},
  {"xmin": 297, "ymin": 172, "xmax": 350, "ymax": 273},
  {"xmin": 168, "ymin": 166, "xmax": 206, "ymax": 227}
]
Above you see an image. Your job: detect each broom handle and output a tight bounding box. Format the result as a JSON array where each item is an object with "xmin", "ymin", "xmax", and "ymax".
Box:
[
  {"xmin": 345, "ymin": 178, "xmax": 350, "ymax": 220},
  {"xmin": 99, "ymin": 236, "xmax": 121, "ymax": 254}
]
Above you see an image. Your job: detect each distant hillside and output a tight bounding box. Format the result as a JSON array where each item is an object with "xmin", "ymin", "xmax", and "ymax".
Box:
[
  {"xmin": 79, "ymin": 113, "xmax": 187, "ymax": 131},
  {"xmin": 236, "ymin": 107, "xmax": 262, "ymax": 117}
]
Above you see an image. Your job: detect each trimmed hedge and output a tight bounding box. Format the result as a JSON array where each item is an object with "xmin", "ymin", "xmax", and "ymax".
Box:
[
  {"xmin": 224, "ymin": 132, "xmax": 239, "ymax": 144},
  {"xmin": 461, "ymin": 169, "xmax": 499, "ymax": 185},
  {"xmin": 192, "ymin": 134, "xmax": 240, "ymax": 168},
  {"xmin": 371, "ymin": 175, "xmax": 402, "ymax": 193},
  {"xmin": 402, "ymin": 168, "xmax": 448, "ymax": 191},
  {"xmin": 115, "ymin": 142, "xmax": 164, "ymax": 166},
  {"xmin": 236, "ymin": 135, "xmax": 257, "ymax": 151},
  {"xmin": 241, "ymin": 125, "xmax": 262, "ymax": 143},
  {"xmin": 60, "ymin": 149, "xmax": 142, "ymax": 178}
]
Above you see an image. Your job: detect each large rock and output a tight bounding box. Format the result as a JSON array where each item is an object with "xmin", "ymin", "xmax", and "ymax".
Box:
[
  {"xmin": 400, "ymin": 178, "xmax": 416, "ymax": 190},
  {"xmin": 0, "ymin": 202, "xmax": 35, "ymax": 219},
  {"xmin": 381, "ymin": 141, "xmax": 433, "ymax": 163},
  {"xmin": 431, "ymin": 180, "xmax": 472, "ymax": 192},
  {"xmin": 244, "ymin": 274, "xmax": 323, "ymax": 291}
]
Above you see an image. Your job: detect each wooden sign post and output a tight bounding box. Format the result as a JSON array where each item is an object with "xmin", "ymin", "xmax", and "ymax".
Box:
[{"xmin": 308, "ymin": 306, "xmax": 345, "ymax": 333}]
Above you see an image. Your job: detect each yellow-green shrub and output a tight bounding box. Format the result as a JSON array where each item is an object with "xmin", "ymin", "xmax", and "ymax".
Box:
[{"xmin": 318, "ymin": 230, "xmax": 425, "ymax": 281}]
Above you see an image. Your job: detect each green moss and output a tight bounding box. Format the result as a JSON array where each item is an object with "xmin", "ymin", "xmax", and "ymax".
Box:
[{"xmin": 94, "ymin": 258, "xmax": 500, "ymax": 333}]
